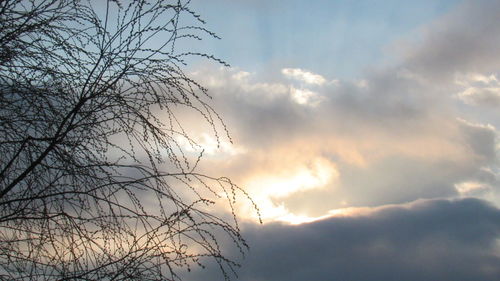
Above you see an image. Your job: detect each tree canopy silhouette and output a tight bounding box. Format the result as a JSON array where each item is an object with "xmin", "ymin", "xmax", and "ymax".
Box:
[{"xmin": 0, "ymin": 1, "xmax": 256, "ymax": 280}]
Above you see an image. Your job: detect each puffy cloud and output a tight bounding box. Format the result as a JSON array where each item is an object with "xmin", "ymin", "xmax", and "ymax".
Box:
[
  {"xmin": 189, "ymin": 198, "xmax": 500, "ymax": 281},
  {"xmin": 459, "ymin": 87, "xmax": 500, "ymax": 106},
  {"xmin": 281, "ymin": 68, "xmax": 327, "ymax": 85},
  {"xmin": 289, "ymin": 87, "xmax": 323, "ymax": 106},
  {"xmin": 457, "ymin": 73, "xmax": 500, "ymax": 106}
]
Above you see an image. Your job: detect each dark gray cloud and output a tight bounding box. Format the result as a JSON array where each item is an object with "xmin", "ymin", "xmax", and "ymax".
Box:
[
  {"xmin": 190, "ymin": 198, "xmax": 500, "ymax": 281},
  {"xmin": 403, "ymin": 0, "xmax": 500, "ymax": 81}
]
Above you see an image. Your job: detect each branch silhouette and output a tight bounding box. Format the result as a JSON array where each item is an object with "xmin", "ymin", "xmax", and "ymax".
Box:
[{"xmin": 0, "ymin": 1, "xmax": 258, "ymax": 280}]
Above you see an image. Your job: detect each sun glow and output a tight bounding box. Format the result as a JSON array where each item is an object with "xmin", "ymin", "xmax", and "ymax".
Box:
[
  {"xmin": 265, "ymin": 206, "xmax": 373, "ymax": 225},
  {"xmin": 243, "ymin": 157, "xmax": 339, "ymax": 224}
]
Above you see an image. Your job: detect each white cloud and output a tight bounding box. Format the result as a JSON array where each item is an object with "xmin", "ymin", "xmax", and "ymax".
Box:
[
  {"xmin": 456, "ymin": 73, "xmax": 500, "ymax": 106},
  {"xmin": 289, "ymin": 87, "xmax": 323, "ymax": 106},
  {"xmin": 455, "ymin": 73, "xmax": 498, "ymax": 86},
  {"xmin": 459, "ymin": 87, "xmax": 500, "ymax": 106},
  {"xmin": 281, "ymin": 68, "xmax": 327, "ymax": 85},
  {"xmin": 231, "ymin": 70, "xmax": 251, "ymax": 81}
]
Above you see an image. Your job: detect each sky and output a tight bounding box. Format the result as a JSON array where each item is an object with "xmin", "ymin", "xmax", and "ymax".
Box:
[{"xmin": 171, "ymin": 0, "xmax": 500, "ymax": 280}]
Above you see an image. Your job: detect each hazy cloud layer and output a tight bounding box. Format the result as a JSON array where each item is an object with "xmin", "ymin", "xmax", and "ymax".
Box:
[
  {"xmin": 184, "ymin": 63, "xmax": 498, "ymax": 222},
  {"xmin": 171, "ymin": 0, "xmax": 500, "ymax": 224}
]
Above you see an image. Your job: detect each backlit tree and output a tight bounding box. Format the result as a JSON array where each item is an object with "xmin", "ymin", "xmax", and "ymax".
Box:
[{"xmin": 0, "ymin": 1, "xmax": 257, "ymax": 280}]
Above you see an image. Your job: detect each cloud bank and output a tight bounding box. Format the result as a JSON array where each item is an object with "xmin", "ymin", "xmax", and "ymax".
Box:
[
  {"xmin": 210, "ymin": 199, "xmax": 500, "ymax": 281},
  {"xmin": 184, "ymin": 62, "xmax": 498, "ymax": 222},
  {"xmin": 171, "ymin": 0, "xmax": 500, "ymax": 224}
]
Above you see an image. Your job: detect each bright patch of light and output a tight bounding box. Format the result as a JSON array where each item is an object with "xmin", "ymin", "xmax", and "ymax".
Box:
[
  {"xmin": 455, "ymin": 72, "xmax": 498, "ymax": 86},
  {"xmin": 276, "ymin": 206, "xmax": 373, "ymax": 225},
  {"xmin": 255, "ymin": 158, "xmax": 335, "ymax": 198},
  {"xmin": 455, "ymin": 181, "xmax": 490, "ymax": 195},
  {"xmin": 277, "ymin": 213, "xmax": 324, "ymax": 225},
  {"xmin": 245, "ymin": 157, "xmax": 339, "ymax": 223},
  {"xmin": 176, "ymin": 133, "xmax": 246, "ymax": 156}
]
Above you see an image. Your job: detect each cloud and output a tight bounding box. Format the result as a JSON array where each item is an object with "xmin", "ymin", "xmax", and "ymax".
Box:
[
  {"xmin": 455, "ymin": 181, "xmax": 491, "ymax": 196},
  {"xmin": 183, "ymin": 64, "xmax": 499, "ymax": 223},
  {"xmin": 459, "ymin": 87, "xmax": 500, "ymax": 106},
  {"xmin": 401, "ymin": 0, "xmax": 500, "ymax": 81},
  {"xmin": 174, "ymin": 0, "xmax": 500, "ymax": 224},
  {"xmin": 457, "ymin": 118, "xmax": 496, "ymax": 162},
  {"xmin": 189, "ymin": 198, "xmax": 500, "ymax": 281},
  {"xmin": 170, "ymin": 1, "xmax": 500, "ymax": 280},
  {"xmin": 289, "ymin": 87, "xmax": 323, "ymax": 106},
  {"xmin": 281, "ymin": 68, "xmax": 327, "ymax": 85},
  {"xmin": 456, "ymin": 73, "xmax": 500, "ymax": 106},
  {"xmin": 243, "ymin": 156, "xmax": 339, "ymax": 223}
]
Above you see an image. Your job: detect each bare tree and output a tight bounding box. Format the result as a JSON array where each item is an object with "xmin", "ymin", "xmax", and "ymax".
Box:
[{"xmin": 0, "ymin": 0, "xmax": 257, "ymax": 280}]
